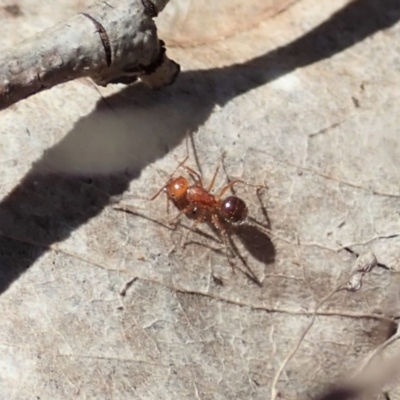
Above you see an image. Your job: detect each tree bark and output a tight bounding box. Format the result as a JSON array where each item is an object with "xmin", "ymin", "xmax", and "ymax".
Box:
[{"xmin": 0, "ymin": 0, "xmax": 179, "ymax": 111}]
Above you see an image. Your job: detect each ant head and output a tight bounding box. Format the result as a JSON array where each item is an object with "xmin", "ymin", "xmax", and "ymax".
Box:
[
  {"xmin": 220, "ymin": 196, "xmax": 248, "ymax": 225},
  {"xmin": 165, "ymin": 176, "xmax": 189, "ymax": 200}
]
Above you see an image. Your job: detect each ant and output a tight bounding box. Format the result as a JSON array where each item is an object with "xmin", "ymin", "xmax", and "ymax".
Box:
[
  {"xmin": 147, "ymin": 148, "xmax": 267, "ymax": 284},
  {"xmin": 114, "ymin": 136, "xmax": 270, "ymax": 285},
  {"xmin": 151, "ymin": 155, "xmax": 250, "ymax": 228}
]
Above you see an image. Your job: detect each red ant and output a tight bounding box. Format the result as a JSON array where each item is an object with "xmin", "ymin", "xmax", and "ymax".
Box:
[
  {"xmin": 148, "ymin": 151, "xmax": 267, "ymax": 283},
  {"xmin": 114, "ymin": 138, "xmax": 269, "ymax": 285},
  {"xmin": 151, "ymin": 155, "xmax": 249, "ymax": 228}
]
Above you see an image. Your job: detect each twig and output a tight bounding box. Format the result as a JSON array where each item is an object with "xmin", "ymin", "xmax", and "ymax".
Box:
[
  {"xmin": 270, "ymin": 252, "xmax": 380, "ymax": 400},
  {"xmin": 0, "ymin": 0, "xmax": 180, "ymax": 111},
  {"xmin": 0, "ymin": 230, "xmax": 393, "ymax": 324},
  {"xmin": 270, "ymin": 285, "xmax": 346, "ymax": 400}
]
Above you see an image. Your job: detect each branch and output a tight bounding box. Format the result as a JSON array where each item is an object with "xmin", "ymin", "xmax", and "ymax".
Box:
[{"xmin": 0, "ymin": 0, "xmax": 180, "ymax": 110}]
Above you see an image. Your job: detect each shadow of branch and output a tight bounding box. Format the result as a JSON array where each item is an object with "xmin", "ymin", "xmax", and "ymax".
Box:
[{"xmin": 0, "ymin": 0, "xmax": 399, "ymax": 294}]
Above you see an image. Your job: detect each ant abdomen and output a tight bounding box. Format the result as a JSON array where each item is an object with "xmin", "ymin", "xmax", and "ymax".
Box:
[{"xmin": 220, "ymin": 196, "xmax": 248, "ymax": 225}]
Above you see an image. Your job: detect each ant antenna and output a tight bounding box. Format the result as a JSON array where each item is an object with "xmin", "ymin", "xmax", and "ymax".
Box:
[{"xmin": 189, "ymin": 130, "xmax": 203, "ymax": 177}]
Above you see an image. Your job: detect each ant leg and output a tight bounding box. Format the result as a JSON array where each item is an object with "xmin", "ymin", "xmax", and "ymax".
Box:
[
  {"xmin": 182, "ymin": 213, "xmax": 205, "ymax": 244},
  {"xmin": 189, "ymin": 213, "xmax": 206, "ymax": 233},
  {"xmin": 113, "ymin": 204, "xmax": 175, "ymax": 231},
  {"xmin": 180, "ymin": 130, "xmax": 204, "ymax": 181},
  {"xmin": 180, "ymin": 224, "xmax": 222, "ymax": 245},
  {"xmin": 189, "ymin": 130, "xmax": 203, "ymax": 176},
  {"xmin": 217, "ymin": 179, "xmax": 266, "ymax": 198},
  {"xmin": 149, "ymin": 184, "xmax": 167, "ymax": 201},
  {"xmin": 181, "ymin": 165, "xmax": 204, "ymax": 186},
  {"xmin": 168, "ymin": 204, "xmax": 196, "ymax": 226},
  {"xmin": 211, "ymin": 214, "xmax": 236, "ymax": 273},
  {"xmin": 246, "ymin": 188, "xmax": 272, "ymax": 231},
  {"xmin": 211, "ymin": 215, "xmax": 262, "ymax": 286},
  {"xmin": 149, "ymin": 154, "xmax": 189, "ymax": 200},
  {"xmin": 166, "ymin": 195, "xmax": 171, "ymax": 221},
  {"xmin": 219, "ymin": 155, "xmax": 267, "ymax": 197},
  {"xmin": 207, "ymin": 152, "xmax": 226, "ymax": 192}
]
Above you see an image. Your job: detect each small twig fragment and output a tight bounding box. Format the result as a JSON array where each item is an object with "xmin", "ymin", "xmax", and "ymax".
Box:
[
  {"xmin": 120, "ymin": 277, "xmax": 138, "ymax": 296},
  {"xmin": 346, "ymin": 251, "xmax": 377, "ymax": 292}
]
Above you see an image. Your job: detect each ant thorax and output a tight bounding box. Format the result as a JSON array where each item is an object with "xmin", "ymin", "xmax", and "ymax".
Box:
[{"xmin": 186, "ymin": 185, "xmax": 217, "ymax": 208}]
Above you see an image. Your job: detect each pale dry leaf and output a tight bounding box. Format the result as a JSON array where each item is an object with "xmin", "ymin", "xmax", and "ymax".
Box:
[{"xmin": 0, "ymin": 1, "xmax": 400, "ymax": 399}]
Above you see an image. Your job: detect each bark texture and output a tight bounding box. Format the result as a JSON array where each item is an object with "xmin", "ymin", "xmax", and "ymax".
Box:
[{"xmin": 0, "ymin": 0, "xmax": 179, "ymax": 110}]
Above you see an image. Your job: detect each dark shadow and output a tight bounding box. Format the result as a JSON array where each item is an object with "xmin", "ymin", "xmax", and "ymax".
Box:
[
  {"xmin": 233, "ymin": 224, "xmax": 275, "ymax": 266},
  {"xmin": 115, "ymin": 204, "xmax": 274, "ymax": 286},
  {"xmin": 0, "ymin": 0, "xmax": 400, "ymax": 294},
  {"xmin": 182, "ymin": 221, "xmax": 275, "ymax": 287},
  {"xmin": 313, "ymin": 386, "xmax": 359, "ymax": 400},
  {"xmin": 226, "ymin": 223, "xmax": 275, "ymax": 286}
]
